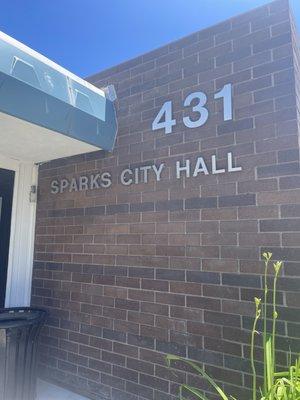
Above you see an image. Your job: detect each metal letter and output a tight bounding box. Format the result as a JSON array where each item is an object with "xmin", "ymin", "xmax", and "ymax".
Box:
[
  {"xmin": 90, "ymin": 174, "xmax": 101, "ymax": 189},
  {"xmin": 101, "ymin": 172, "xmax": 112, "ymax": 188},
  {"xmin": 140, "ymin": 165, "xmax": 152, "ymax": 183},
  {"xmin": 69, "ymin": 178, "xmax": 78, "ymax": 192},
  {"xmin": 79, "ymin": 176, "xmax": 89, "ymax": 191},
  {"xmin": 152, "ymin": 164, "xmax": 165, "ymax": 181},
  {"xmin": 176, "ymin": 160, "xmax": 190, "ymax": 179},
  {"xmin": 211, "ymin": 155, "xmax": 225, "ymax": 174},
  {"xmin": 121, "ymin": 169, "xmax": 133, "ymax": 186},
  {"xmin": 50, "ymin": 180, "xmax": 59, "ymax": 194},
  {"xmin": 193, "ymin": 157, "xmax": 209, "ymax": 176},
  {"xmin": 59, "ymin": 179, "xmax": 69, "ymax": 193},
  {"xmin": 227, "ymin": 152, "xmax": 242, "ymax": 172}
]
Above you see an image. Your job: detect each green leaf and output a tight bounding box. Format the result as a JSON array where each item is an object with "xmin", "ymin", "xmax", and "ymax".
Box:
[
  {"xmin": 167, "ymin": 356, "xmax": 230, "ymax": 400},
  {"xmin": 266, "ymin": 335, "xmax": 274, "ymax": 391},
  {"xmin": 181, "ymin": 385, "xmax": 210, "ymax": 400}
]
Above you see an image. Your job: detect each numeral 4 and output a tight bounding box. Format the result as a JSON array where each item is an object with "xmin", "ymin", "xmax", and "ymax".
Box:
[{"xmin": 152, "ymin": 101, "xmax": 176, "ymax": 134}]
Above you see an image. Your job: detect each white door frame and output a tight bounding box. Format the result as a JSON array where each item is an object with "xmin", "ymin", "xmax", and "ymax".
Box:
[{"xmin": 0, "ymin": 154, "xmax": 38, "ymax": 307}]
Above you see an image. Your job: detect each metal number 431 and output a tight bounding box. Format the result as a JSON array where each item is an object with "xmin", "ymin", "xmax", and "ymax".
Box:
[{"xmin": 152, "ymin": 83, "xmax": 232, "ymax": 134}]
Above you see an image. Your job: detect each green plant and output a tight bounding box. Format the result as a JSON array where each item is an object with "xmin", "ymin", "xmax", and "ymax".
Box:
[
  {"xmin": 166, "ymin": 253, "xmax": 300, "ymax": 400},
  {"xmin": 272, "ymin": 357, "xmax": 300, "ymax": 400}
]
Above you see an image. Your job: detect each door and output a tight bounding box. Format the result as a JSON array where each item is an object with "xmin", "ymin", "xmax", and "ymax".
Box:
[{"xmin": 0, "ymin": 168, "xmax": 15, "ymax": 307}]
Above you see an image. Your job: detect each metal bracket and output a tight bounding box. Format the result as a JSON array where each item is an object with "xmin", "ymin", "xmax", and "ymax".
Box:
[{"xmin": 29, "ymin": 185, "xmax": 37, "ymax": 203}]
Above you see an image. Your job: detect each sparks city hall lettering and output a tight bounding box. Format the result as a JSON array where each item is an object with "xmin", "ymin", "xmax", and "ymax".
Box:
[
  {"xmin": 50, "ymin": 152, "xmax": 241, "ymax": 194},
  {"xmin": 51, "ymin": 83, "xmax": 241, "ymax": 194}
]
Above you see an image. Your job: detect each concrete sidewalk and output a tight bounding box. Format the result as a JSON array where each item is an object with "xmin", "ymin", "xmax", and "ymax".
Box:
[{"xmin": 37, "ymin": 380, "xmax": 89, "ymax": 400}]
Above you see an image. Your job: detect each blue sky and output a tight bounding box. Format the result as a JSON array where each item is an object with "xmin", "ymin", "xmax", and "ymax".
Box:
[{"xmin": 0, "ymin": 0, "xmax": 299, "ymax": 78}]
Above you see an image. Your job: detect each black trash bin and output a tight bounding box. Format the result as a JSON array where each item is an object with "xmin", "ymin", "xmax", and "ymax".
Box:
[{"xmin": 0, "ymin": 307, "xmax": 47, "ymax": 400}]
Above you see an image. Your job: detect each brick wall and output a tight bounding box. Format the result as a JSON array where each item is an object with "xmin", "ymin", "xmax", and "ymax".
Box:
[{"xmin": 32, "ymin": 1, "xmax": 300, "ymax": 399}]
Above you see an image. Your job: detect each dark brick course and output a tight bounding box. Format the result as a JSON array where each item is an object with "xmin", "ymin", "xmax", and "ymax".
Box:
[{"xmin": 33, "ymin": 1, "xmax": 300, "ymax": 399}]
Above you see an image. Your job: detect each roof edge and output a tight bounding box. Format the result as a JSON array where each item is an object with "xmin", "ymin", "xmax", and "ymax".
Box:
[{"xmin": 0, "ymin": 30, "xmax": 105, "ymax": 97}]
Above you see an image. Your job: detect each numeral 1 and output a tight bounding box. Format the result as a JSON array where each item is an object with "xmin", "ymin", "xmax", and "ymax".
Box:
[{"xmin": 214, "ymin": 83, "xmax": 233, "ymax": 121}]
